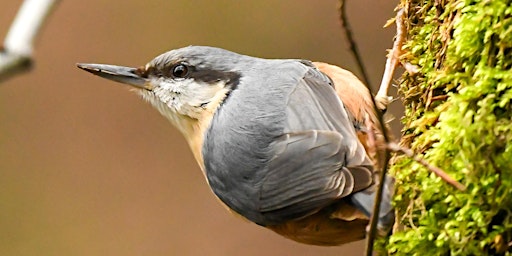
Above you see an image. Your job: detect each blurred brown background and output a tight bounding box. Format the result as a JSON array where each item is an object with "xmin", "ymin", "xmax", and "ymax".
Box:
[{"xmin": 0, "ymin": 1, "xmax": 399, "ymax": 255}]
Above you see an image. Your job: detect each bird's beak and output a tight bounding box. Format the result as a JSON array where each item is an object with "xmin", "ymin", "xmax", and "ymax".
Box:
[{"xmin": 76, "ymin": 63, "xmax": 151, "ymax": 90}]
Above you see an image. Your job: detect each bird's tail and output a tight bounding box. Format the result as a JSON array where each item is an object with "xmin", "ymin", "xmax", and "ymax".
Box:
[{"xmin": 350, "ymin": 175, "xmax": 395, "ymax": 234}]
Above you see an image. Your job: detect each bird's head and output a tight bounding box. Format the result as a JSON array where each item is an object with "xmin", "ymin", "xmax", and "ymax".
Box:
[
  {"xmin": 77, "ymin": 46, "xmax": 246, "ymax": 134},
  {"xmin": 78, "ymin": 46, "xmax": 251, "ymax": 166}
]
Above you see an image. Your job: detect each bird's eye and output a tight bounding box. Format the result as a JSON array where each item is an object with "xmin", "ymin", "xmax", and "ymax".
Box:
[{"xmin": 172, "ymin": 64, "xmax": 189, "ymax": 78}]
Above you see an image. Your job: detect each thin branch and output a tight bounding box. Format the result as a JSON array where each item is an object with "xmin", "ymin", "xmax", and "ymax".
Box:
[
  {"xmin": 377, "ymin": 9, "xmax": 406, "ymax": 98},
  {"xmin": 375, "ymin": 9, "xmax": 407, "ymax": 110},
  {"xmin": 338, "ymin": 0, "xmax": 395, "ymax": 254},
  {"xmin": 338, "ymin": 0, "xmax": 371, "ymax": 88},
  {"xmin": 364, "ymin": 140, "xmax": 391, "ymax": 256},
  {"xmin": 387, "ymin": 142, "xmax": 466, "ymax": 191},
  {"xmin": 359, "ymin": 8, "xmax": 406, "ymax": 256},
  {"xmin": 0, "ymin": 0, "xmax": 60, "ymax": 82},
  {"xmin": 0, "ymin": 50, "xmax": 32, "ymax": 82}
]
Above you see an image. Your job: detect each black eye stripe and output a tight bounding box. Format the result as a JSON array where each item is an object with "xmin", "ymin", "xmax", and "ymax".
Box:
[
  {"xmin": 152, "ymin": 62, "xmax": 241, "ymax": 86},
  {"xmin": 191, "ymin": 69, "xmax": 240, "ymax": 86}
]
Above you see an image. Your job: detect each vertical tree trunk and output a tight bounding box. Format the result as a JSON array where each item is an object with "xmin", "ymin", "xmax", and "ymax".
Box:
[{"xmin": 388, "ymin": 0, "xmax": 512, "ymax": 255}]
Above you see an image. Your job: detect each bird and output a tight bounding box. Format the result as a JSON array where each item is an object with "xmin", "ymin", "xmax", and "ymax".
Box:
[{"xmin": 77, "ymin": 46, "xmax": 394, "ymax": 246}]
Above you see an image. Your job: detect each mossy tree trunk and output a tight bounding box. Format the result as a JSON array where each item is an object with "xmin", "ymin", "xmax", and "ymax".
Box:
[{"xmin": 387, "ymin": 0, "xmax": 512, "ymax": 255}]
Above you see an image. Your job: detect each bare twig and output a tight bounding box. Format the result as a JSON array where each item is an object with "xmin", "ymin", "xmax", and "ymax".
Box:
[
  {"xmin": 338, "ymin": 0, "xmax": 371, "ymax": 88},
  {"xmin": 387, "ymin": 142, "xmax": 466, "ymax": 191},
  {"xmin": 0, "ymin": 0, "xmax": 60, "ymax": 82},
  {"xmin": 0, "ymin": 50, "xmax": 32, "ymax": 82},
  {"xmin": 354, "ymin": 7, "xmax": 406, "ymax": 256},
  {"xmin": 338, "ymin": 1, "xmax": 395, "ymax": 254},
  {"xmin": 375, "ymin": 9, "xmax": 407, "ymax": 110},
  {"xmin": 364, "ymin": 139, "xmax": 391, "ymax": 256}
]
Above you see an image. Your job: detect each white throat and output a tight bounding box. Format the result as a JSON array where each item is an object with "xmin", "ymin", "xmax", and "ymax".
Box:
[{"xmin": 136, "ymin": 77, "xmax": 230, "ymax": 136}]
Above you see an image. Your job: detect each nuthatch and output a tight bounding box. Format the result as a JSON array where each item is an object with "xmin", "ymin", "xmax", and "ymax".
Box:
[{"xmin": 77, "ymin": 46, "xmax": 394, "ymax": 246}]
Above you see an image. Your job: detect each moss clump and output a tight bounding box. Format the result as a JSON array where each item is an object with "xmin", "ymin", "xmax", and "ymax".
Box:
[{"xmin": 388, "ymin": 0, "xmax": 512, "ymax": 255}]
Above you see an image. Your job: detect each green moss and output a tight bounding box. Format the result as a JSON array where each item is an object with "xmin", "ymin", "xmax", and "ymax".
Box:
[{"xmin": 388, "ymin": 0, "xmax": 512, "ymax": 255}]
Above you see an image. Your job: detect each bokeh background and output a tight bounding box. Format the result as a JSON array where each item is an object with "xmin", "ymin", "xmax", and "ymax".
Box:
[{"xmin": 0, "ymin": 1, "xmax": 400, "ymax": 255}]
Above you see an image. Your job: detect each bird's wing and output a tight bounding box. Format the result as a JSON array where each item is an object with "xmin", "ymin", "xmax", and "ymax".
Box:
[
  {"xmin": 313, "ymin": 62, "xmax": 385, "ymax": 166},
  {"xmin": 312, "ymin": 62, "xmax": 377, "ymax": 129},
  {"xmin": 280, "ymin": 63, "xmax": 371, "ymax": 166},
  {"xmin": 258, "ymin": 66, "xmax": 374, "ymax": 223},
  {"xmin": 259, "ymin": 130, "xmax": 373, "ymax": 223}
]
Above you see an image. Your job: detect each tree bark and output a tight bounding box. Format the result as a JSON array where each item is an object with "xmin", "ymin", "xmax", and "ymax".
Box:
[{"xmin": 388, "ymin": 0, "xmax": 512, "ymax": 255}]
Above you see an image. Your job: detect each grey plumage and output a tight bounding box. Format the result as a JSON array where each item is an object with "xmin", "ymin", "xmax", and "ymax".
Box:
[
  {"xmin": 188, "ymin": 47, "xmax": 393, "ymax": 229},
  {"xmin": 77, "ymin": 45, "xmax": 395, "ymax": 242}
]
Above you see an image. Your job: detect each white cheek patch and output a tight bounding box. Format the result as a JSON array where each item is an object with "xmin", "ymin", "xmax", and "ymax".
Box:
[
  {"xmin": 143, "ymin": 77, "xmax": 228, "ymax": 119},
  {"xmin": 181, "ymin": 80, "xmax": 226, "ymax": 107}
]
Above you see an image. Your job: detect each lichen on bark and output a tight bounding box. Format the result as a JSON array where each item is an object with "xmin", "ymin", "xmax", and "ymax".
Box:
[{"xmin": 388, "ymin": 0, "xmax": 512, "ymax": 255}]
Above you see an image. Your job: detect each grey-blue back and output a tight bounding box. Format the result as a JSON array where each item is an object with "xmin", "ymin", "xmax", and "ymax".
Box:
[{"xmin": 203, "ymin": 57, "xmax": 374, "ymax": 226}]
